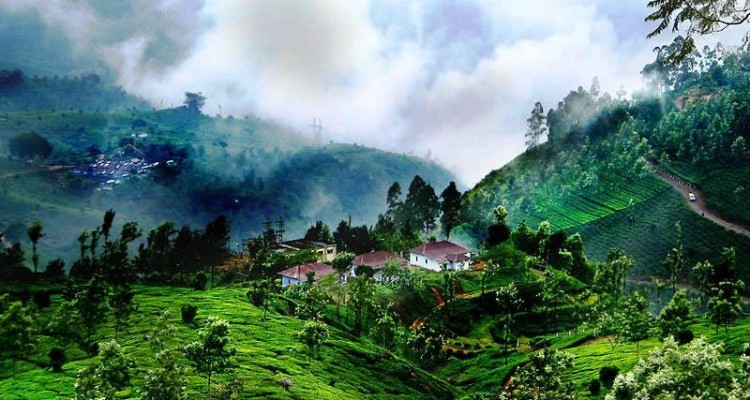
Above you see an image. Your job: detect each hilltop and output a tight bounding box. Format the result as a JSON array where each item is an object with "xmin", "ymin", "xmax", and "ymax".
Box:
[{"xmin": 459, "ymin": 44, "xmax": 750, "ymax": 284}]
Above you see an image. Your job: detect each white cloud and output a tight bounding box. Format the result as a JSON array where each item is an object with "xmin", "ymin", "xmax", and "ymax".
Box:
[{"xmin": 2, "ymin": 0, "xmax": 736, "ymax": 185}]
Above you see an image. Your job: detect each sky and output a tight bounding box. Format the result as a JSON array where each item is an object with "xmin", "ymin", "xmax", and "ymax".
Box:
[{"xmin": 0, "ymin": 0, "xmax": 742, "ymax": 185}]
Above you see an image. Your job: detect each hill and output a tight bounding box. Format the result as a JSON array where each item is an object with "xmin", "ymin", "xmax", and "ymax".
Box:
[
  {"xmin": 0, "ymin": 285, "xmax": 454, "ymax": 399},
  {"xmin": 0, "ymin": 71, "xmax": 455, "ymax": 264},
  {"xmin": 459, "ymin": 44, "xmax": 750, "ymax": 284}
]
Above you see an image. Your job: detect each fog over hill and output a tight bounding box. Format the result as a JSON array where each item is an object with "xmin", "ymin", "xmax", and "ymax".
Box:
[{"xmin": 0, "ymin": 0, "xmax": 745, "ymax": 184}]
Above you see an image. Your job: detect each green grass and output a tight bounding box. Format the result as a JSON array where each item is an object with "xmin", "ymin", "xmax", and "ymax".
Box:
[{"xmin": 0, "ymin": 285, "xmax": 454, "ymax": 399}]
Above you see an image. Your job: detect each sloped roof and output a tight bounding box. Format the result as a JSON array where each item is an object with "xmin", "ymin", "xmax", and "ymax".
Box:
[
  {"xmin": 277, "ymin": 263, "xmax": 335, "ymax": 282},
  {"xmin": 409, "ymin": 241, "xmax": 470, "ymax": 262},
  {"xmin": 352, "ymin": 251, "xmax": 406, "ymax": 270}
]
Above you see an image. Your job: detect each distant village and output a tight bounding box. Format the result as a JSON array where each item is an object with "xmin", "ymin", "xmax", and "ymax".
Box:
[{"xmin": 71, "ymin": 133, "xmax": 175, "ymax": 190}]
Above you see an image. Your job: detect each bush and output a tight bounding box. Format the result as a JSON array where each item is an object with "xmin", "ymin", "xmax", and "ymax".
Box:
[
  {"xmin": 599, "ymin": 366, "xmax": 620, "ymax": 388},
  {"xmin": 181, "ymin": 304, "xmax": 197, "ymax": 324},
  {"xmin": 49, "ymin": 347, "xmax": 66, "ymax": 372},
  {"xmin": 43, "ymin": 259, "xmax": 66, "ymax": 279},
  {"xmin": 677, "ymin": 329, "xmax": 694, "ymax": 345},
  {"xmin": 192, "ymin": 272, "xmax": 207, "ymax": 290},
  {"xmin": 588, "ymin": 378, "xmax": 601, "ymax": 395},
  {"xmin": 33, "ymin": 291, "xmax": 51, "ymax": 309}
]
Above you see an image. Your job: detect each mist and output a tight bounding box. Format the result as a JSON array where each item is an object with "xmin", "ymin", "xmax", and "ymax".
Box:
[{"xmin": 0, "ymin": 0, "xmax": 744, "ymax": 184}]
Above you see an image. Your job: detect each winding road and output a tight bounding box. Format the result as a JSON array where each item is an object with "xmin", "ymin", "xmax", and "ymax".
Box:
[{"xmin": 651, "ymin": 165, "xmax": 750, "ymax": 238}]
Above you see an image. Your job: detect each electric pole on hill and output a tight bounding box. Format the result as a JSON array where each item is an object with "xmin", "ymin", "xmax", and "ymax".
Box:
[
  {"xmin": 310, "ymin": 118, "xmax": 323, "ymax": 144},
  {"xmin": 276, "ymin": 218, "xmax": 285, "ymax": 244}
]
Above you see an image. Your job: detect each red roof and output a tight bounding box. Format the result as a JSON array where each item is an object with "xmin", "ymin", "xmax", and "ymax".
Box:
[
  {"xmin": 277, "ymin": 263, "xmax": 335, "ymax": 282},
  {"xmin": 352, "ymin": 251, "xmax": 406, "ymax": 270},
  {"xmin": 409, "ymin": 241, "xmax": 470, "ymax": 262}
]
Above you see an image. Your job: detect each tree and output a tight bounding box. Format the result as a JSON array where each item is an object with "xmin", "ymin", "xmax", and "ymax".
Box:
[
  {"xmin": 403, "ymin": 175, "xmax": 440, "ymax": 233},
  {"xmin": 103, "ymin": 222, "xmax": 141, "ymax": 340},
  {"xmin": 183, "ymin": 92, "xmax": 206, "ymax": 114},
  {"xmin": 661, "ymin": 245, "xmax": 685, "ymax": 293},
  {"xmin": 525, "ymin": 101, "xmax": 547, "ymax": 150},
  {"xmin": 386, "ymin": 182, "xmax": 403, "ymax": 222},
  {"xmin": 608, "ymin": 337, "xmax": 741, "ymax": 400},
  {"xmin": 499, "ymin": 348, "xmax": 576, "ymax": 400},
  {"xmin": 487, "ymin": 206, "xmax": 512, "ymax": 247},
  {"xmin": 708, "ymin": 280, "xmax": 744, "ymax": 333},
  {"xmin": 8, "ymin": 131, "xmax": 53, "ymax": 160},
  {"xmin": 592, "ymin": 304, "xmax": 625, "ymax": 351},
  {"xmin": 73, "ymin": 340, "xmax": 134, "ymax": 400},
  {"xmin": 621, "ymin": 290, "xmax": 653, "ymax": 357},
  {"xmin": 96, "ymin": 340, "xmax": 135, "ymax": 395},
  {"xmin": 203, "ymin": 215, "xmax": 231, "ymax": 287},
  {"xmin": 303, "ymin": 221, "xmax": 333, "ymax": 243},
  {"xmin": 298, "ymin": 319, "xmax": 329, "ymax": 360},
  {"xmin": 26, "ymin": 221, "xmax": 44, "ymax": 275},
  {"xmin": 594, "ymin": 249, "xmax": 634, "ymax": 307},
  {"xmin": 101, "ymin": 209, "xmax": 116, "ymax": 243},
  {"xmin": 75, "ymin": 278, "xmax": 110, "ymax": 354},
  {"xmin": 140, "ymin": 311, "xmax": 189, "ymax": 400},
  {"xmin": 371, "ymin": 303, "xmax": 398, "ymax": 348},
  {"xmin": 439, "ymin": 182, "xmax": 462, "ymax": 240},
  {"xmin": 658, "ymin": 289, "xmax": 693, "ymax": 340},
  {"xmin": 348, "ymin": 274, "xmax": 376, "ymax": 335},
  {"xmin": 246, "ymin": 277, "xmax": 276, "ymax": 321},
  {"xmin": 495, "ymin": 283, "xmax": 522, "ymax": 365},
  {"xmin": 0, "ymin": 299, "xmax": 35, "ymax": 378},
  {"xmin": 184, "ymin": 317, "xmax": 236, "ymax": 395},
  {"xmin": 646, "ymin": 0, "xmax": 750, "ymax": 64}
]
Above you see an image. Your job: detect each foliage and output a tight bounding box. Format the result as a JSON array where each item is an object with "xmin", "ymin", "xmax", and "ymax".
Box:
[
  {"xmin": 499, "ymin": 348, "xmax": 576, "ymax": 400},
  {"xmin": 8, "ymin": 131, "xmax": 52, "ymax": 159},
  {"xmin": 180, "ymin": 304, "xmax": 198, "ymax": 324},
  {"xmin": 440, "ymin": 181, "xmax": 462, "ymax": 240},
  {"xmin": 620, "ymin": 290, "xmax": 653, "ymax": 357},
  {"xmin": 298, "ymin": 319, "xmax": 329, "ymax": 360},
  {"xmin": 183, "ymin": 317, "xmax": 237, "ymax": 394},
  {"xmin": 708, "ymin": 279, "xmax": 744, "ymax": 333},
  {"xmin": 525, "ymin": 101, "xmax": 547, "ymax": 150},
  {"xmin": 658, "ymin": 289, "xmax": 693, "ymax": 340},
  {"xmin": 607, "ymin": 337, "xmax": 745, "ymax": 400},
  {"xmin": 645, "ymin": 0, "xmax": 750, "ymax": 64},
  {"xmin": 0, "ymin": 299, "xmax": 35, "ymax": 378}
]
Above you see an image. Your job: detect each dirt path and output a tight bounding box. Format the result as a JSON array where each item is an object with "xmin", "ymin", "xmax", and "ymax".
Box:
[{"xmin": 650, "ymin": 164, "xmax": 750, "ymax": 238}]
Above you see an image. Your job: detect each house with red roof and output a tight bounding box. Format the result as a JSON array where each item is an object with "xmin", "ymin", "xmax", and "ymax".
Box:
[
  {"xmin": 352, "ymin": 250, "xmax": 407, "ymax": 282},
  {"xmin": 409, "ymin": 240, "xmax": 471, "ymax": 271},
  {"xmin": 277, "ymin": 263, "xmax": 335, "ymax": 287}
]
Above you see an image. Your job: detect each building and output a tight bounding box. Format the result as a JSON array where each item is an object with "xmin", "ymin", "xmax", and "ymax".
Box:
[
  {"xmin": 352, "ymin": 250, "xmax": 407, "ymax": 282},
  {"xmin": 273, "ymin": 239, "xmax": 337, "ymax": 263},
  {"xmin": 409, "ymin": 241, "xmax": 471, "ymax": 271},
  {"xmin": 277, "ymin": 263, "xmax": 335, "ymax": 287}
]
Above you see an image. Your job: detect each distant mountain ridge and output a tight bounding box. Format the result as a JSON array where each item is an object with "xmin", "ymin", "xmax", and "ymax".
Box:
[{"xmin": 0, "ymin": 70, "xmax": 455, "ymax": 264}]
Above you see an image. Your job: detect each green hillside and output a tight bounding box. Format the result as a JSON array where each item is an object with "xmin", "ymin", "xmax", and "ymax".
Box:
[
  {"xmin": 0, "ymin": 71, "xmax": 455, "ymax": 263},
  {"xmin": 0, "ymin": 285, "xmax": 454, "ymax": 399},
  {"xmin": 460, "ymin": 45, "xmax": 750, "ymax": 281}
]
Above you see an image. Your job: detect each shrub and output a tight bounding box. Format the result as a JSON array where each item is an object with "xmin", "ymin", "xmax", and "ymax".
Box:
[
  {"xmin": 192, "ymin": 272, "xmax": 207, "ymax": 290},
  {"xmin": 588, "ymin": 378, "xmax": 601, "ymax": 395},
  {"xmin": 181, "ymin": 304, "xmax": 198, "ymax": 324},
  {"xmin": 599, "ymin": 366, "xmax": 620, "ymax": 388},
  {"xmin": 677, "ymin": 329, "xmax": 694, "ymax": 345},
  {"xmin": 33, "ymin": 291, "xmax": 52, "ymax": 309},
  {"xmin": 49, "ymin": 347, "xmax": 66, "ymax": 372}
]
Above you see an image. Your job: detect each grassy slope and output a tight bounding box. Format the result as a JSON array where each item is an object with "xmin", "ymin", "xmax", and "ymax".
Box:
[
  {"xmin": 0, "ymin": 285, "xmax": 454, "ymax": 400},
  {"xmin": 462, "ymin": 146, "xmax": 750, "ymax": 281}
]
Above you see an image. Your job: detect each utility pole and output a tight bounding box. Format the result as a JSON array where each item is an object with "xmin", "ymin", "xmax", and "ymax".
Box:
[
  {"xmin": 310, "ymin": 118, "xmax": 323, "ymax": 144},
  {"xmin": 276, "ymin": 218, "xmax": 285, "ymax": 244}
]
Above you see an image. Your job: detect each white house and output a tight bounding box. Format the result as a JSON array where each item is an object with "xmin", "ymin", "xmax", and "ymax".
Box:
[
  {"xmin": 409, "ymin": 241, "xmax": 471, "ymax": 271},
  {"xmin": 277, "ymin": 263, "xmax": 335, "ymax": 287},
  {"xmin": 352, "ymin": 250, "xmax": 407, "ymax": 283}
]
